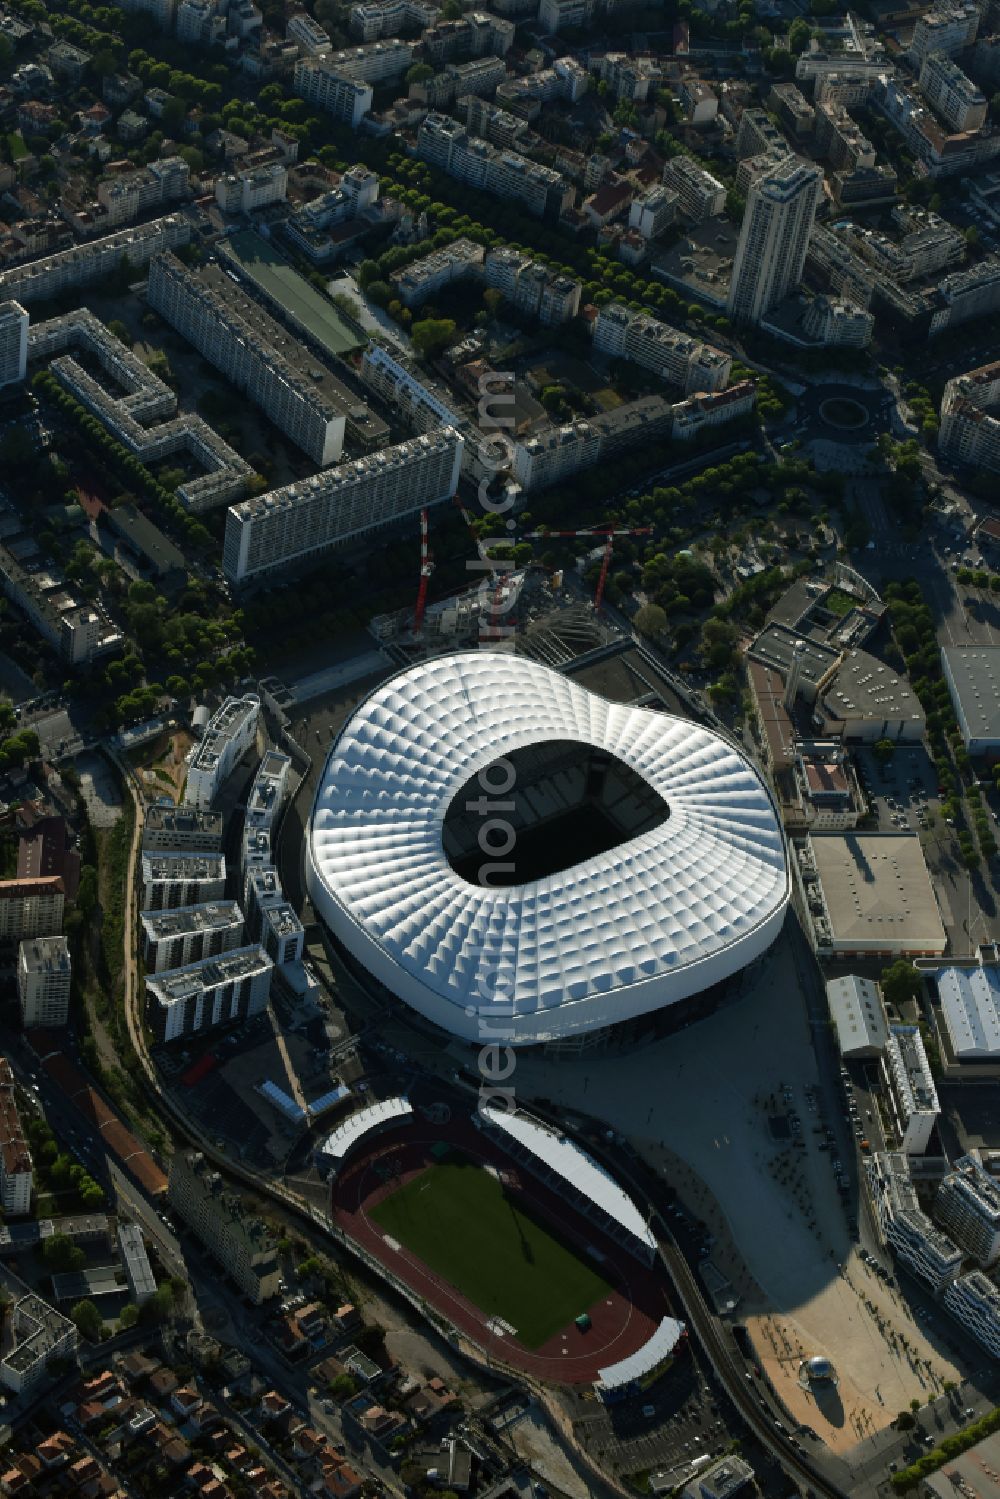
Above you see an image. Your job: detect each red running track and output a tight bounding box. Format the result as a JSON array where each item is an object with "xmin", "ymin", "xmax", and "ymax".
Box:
[{"xmin": 332, "ymin": 1116, "xmax": 673, "ymax": 1385}]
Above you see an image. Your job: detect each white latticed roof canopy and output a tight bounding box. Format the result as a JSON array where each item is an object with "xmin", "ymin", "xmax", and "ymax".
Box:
[{"xmin": 306, "ymin": 652, "xmax": 788, "ymax": 1044}]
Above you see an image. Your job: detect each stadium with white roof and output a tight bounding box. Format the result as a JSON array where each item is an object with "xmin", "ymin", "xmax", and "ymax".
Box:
[{"xmin": 306, "ymin": 652, "xmax": 789, "ymax": 1046}]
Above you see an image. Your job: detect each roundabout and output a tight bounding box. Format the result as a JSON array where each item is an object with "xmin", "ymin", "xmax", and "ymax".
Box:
[
  {"xmin": 798, "ymin": 382, "xmax": 889, "ymax": 447},
  {"xmin": 818, "ymin": 396, "xmax": 870, "ymax": 431}
]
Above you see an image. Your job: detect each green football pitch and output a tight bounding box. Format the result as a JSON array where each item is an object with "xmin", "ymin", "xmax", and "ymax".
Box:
[{"xmin": 370, "ymin": 1159, "xmax": 613, "ymax": 1349}]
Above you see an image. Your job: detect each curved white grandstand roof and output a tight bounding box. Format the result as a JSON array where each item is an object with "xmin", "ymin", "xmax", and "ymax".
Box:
[
  {"xmin": 316, "ymin": 1096, "xmax": 413, "ymax": 1162},
  {"xmin": 596, "ymin": 1317, "xmax": 687, "ymax": 1390},
  {"xmin": 306, "ymin": 652, "xmax": 788, "ymax": 1045}
]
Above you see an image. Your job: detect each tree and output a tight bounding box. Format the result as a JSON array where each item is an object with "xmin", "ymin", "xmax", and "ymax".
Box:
[
  {"xmin": 405, "ymin": 62, "xmax": 433, "ymax": 86},
  {"xmin": 873, "ymin": 737, "xmax": 896, "ymax": 763},
  {"xmin": 411, "ymin": 317, "xmax": 457, "ymax": 359},
  {"xmin": 118, "ymin": 1303, "xmax": 139, "ymax": 1329},
  {"xmin": 895, "ymin": 1410, "xmax": 916, "ymax": 1431},
  {"xmin": 788, "ymin": 17, "xmax": 812, "ymax": 52},
  {"xmin": 880, "ymin": 961, "xmax": 922, "ymax": 1009},
  {"xmin": 71, "ymin": 1299, "xmax": 103, "ymax": 1341},
  {"xmin": 634, "ymin": 603, "xmax": 667, "ymax": 637},
  {"xmin": 43, "ymin": 1234, "xmax": 86, "ymax": 1273},
  {"xmin": 910, "ymin": 1398, "xmax": 922, "ymax": 1413}
]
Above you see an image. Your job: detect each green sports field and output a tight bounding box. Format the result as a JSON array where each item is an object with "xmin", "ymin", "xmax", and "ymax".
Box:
[{"xmin": 370, "ymin": 1159, "xmax": 612, "ymax": 1349}]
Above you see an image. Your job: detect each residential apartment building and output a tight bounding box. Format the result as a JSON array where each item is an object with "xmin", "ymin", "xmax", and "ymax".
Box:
[
  {"xmin": 670, "ymin": 381, "xmax": 757, "ymax": 439},
  {"xmin": 919, "ymin": 50, "xmax": 988, "ymax": 132},
  {"xmin": 140, "ymin": 852, "xmax": 226, "ymax": 912},
  {"xmin": 943, "ymin": 1271, "xmax": 1000, "ymax": 1358},
  {"xmin": 223, "ymin": 428, "xmax": 464, "ymax": 584},
  {"xmin": 880, "ymin": 76, "xmax": 1000, "ymax": 178},
  {"xmin": 0, "ymin": 542, "xmax": 116, "ymax": 664},
  {"xmin": 184, "ymin": 694, "xmax": 259, "ymax": 810},
  {"xmin": 814, "ymin": 102, "xmax": 876, "ymax": 171},
  {"xmin": 142, "ymin": 805, "xmax": 224, "ymax": 855},
  {"xmin": 629, "ymin": 186, "xmax": 678, "ymax": 242},
  {"xmin": 421, "ymin": 11, "xmax": 513, "ymax": 63},
  {"xmin": 148, "ymin": 253, "xmax": 348, "ymax": 466},
  {"xmin": 176, "ymin": 0, "xmax": 227, "ymax": 45},
  {"xmin": 215, "ymin": 161, "xmax": 288, "ymax": 215},
  {"xmin": 661, "ymin": 155, "xmax": 726, "ymax": 221},
  {"xmin": 727, "ymin": 157, "xmax": 822, "ymax": 326},
  {"xmin": 768, "ymin": 80, "xmax": 815, "ymax": 138},
  {"xmin": 287, "ymin": 9, "xmax": 333, "ymax": 52},
  {"xmin": 146, "ymin": 944, "xmax": 273, "ymax": 1043},
  {"xmin": 247, "ymin": 868, "xmax": 305, "ymax": 965},
  {"xmin": 0, "ymin": 214, "xmax": 191, "ymax": 304},
  {"xmin": 929, "ymin": 257, "xmax": 1000, "ymax": 332},
  {"xmin": 735, "ymin": 106, "xmax": 786, "ymax": 161},
  {"xmin": 849, "ymin": 213, "xmax": 964, "ymax": 283},
  {"xmin": 935, "ymin": 1154, "xmax": 1000, "ymax": 1266},
  {"xmin": 393, "ymin": 237, "xmax": 485, "ymax": 307},
  {"xmin": 802, "ymin": 294, "xmax": 874, "ymax": 348},
  {"xmin": 282, "ymin": 165, "xmax": 378, "ymax": 262},
  {"xmin": 322, "ymin": 38, "xmax": 415, "ymax": 84},
  {"xmin": 293, "ymin": 58, "xmax": 373, "ymax": 126},
  {"xmin": 483, "ymin": 247, "xmax": 581, "ymax": 324},
  {"xmin": 814, "ymin": 68, "xmax": 883, "ymax": 110},
  {"xmin": 463, "ymin": 96, "xmax": 530, "ymax": 150},
  {"xmin": 495, "ymin": 56, "xmax": 587, "ymax": 116},
  {"xmin": 0, "ymin": 879, "xmax": 65, "ymax": 945},
  {"xmin": 940, "ymin": 361, "xmax": 1000, "ymax": 471},
  {"xmin": 141, "ymin": 899, "xmax": 245, "ymax": 974},
  {"xmin": 1, "ymin": 1290, "xmax": 77, "ymax": 1394},
  {"xmin": 910, "ymin": 2, "xmax": 980, "ymax": 64},
  {"xmin": 866, "ymin": 1151, "xmax": 963, "ymax": 1291},
  {"xmin": 358, "ymin": 345, "xmax": 489, "ymax": 475},
  {"xmin": 512, "ymin": 419, "xmax": 600, "ymax": 492},
  {"xmin": 416, "ymin": 114, "xmax": 572, "ymax": 220},
  {"xmin": 0, "ymin": 1060, "xmax": 31, "ymax": 1216},
  {"xmin": 350, "ymin": 0, "xmax": 438, "ymax": 41},
  {"xmin": 30, "ymin": 306, "xmax": 252, "ymax": 512},
  {"xmin": 96, "ymin": 157, "xmax": 190, "ymax": 228},
  {"xmin": 417, "ymin": 56, "xmax": 506, "ymax": 109},
  {"xmin": 0, "ymin": 301, "xmax": 27, "ymax": 388},
  {"xmin": 17, "ymin": 935, "xmax": 72, "ymax": 1028},
  {"xmin": 168, "ymin": 1150, "xmax": 280, "ymax": 1302},
  {"xmin": 881, "ymin": 1026, "xmax": 940, "ymax": 1154},
  {"xmin": 245, "ymin": 751, "xmax": 291, "ymax": 837},
  {"xmin": 593, "ymin": 52, "xmax": 661, "ymax": 103},
  {"xmin": 538, "ymin": 0, "xmax": 593, "ymax": 28},
  {"xmin": 593, "ymin": 303, "xmax": 731, "ymax": 394}
]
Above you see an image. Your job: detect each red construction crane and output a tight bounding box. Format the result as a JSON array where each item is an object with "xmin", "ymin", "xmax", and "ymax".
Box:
[
  {"xmin": 413, "ymin": 507, "xmax": 433, "ymax": 635},
  {"xmin": 518, "ymin": 526, "xmax": 652, "ymax": 613}
]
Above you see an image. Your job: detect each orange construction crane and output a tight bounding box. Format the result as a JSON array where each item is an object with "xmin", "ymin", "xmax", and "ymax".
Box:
[{"xmin": 413, "ymin": 507, "xmax": 434, "ymax": 635}]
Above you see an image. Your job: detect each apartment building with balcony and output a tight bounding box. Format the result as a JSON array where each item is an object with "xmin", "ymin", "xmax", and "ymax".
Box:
[
  {"xmin": 223, "ymin": 428, "xmax": 464, "ymax": 584},
  {"xmin": 293, "ymin": 58, "xmax": 373, "ymax": 126},
  {"xmin": 935, "ymin": 1154, "xmax": 1000, "ymax": 1266},
  {"xmin": 593, "ymin": 303, "xmax": 731, "ymax": 394},
  {"xmin": 141, "ymin": 899, "xmax": 245, "ymax": 974},
  {"xmin": 146, "ymin": 945, "xmax": 273, "ymax": 1043},
  {"xmin": 140, "ymin": 852, "xmax": 227, "ymax": 912},
  {"xmin": 17, "ymin": 935, "xmax": 71, "ymax": 1028},
  {"xmin": 168, "ymin": 1150, "xmax": 280, "ymax": 1302},
  {"xmin": 0, "ymin": 214, "xmax": 191, "ymax": 304},
  {"xmin": 184, "ymin": 695, "xmax": 259, "ymax": 810}
]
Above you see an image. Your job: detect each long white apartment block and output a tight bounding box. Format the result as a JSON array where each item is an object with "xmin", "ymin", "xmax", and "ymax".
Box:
[
  {"xmin": 392, "ymin": 237, "xmax": 485, "ymax": 308},
  {"xmin": 0, "ymin": 301, "xmax": 27, "ymax": 388},
  {"xmin": 943, "ymin": 1271, "xmax": 1000, "ymax": 1357},
  {"xmin": 593, "ymin": 303, "xmax": 731, "ymax": 394},
  {"xmin": 483, "ymin": 247, "xmax": 581, "ymax": 324},
  {"xmin": 661, "ymin": 154, "xmax": 726, "ymax": 221},
  {"xmin": 417, "ymin": 114, "xmax": 573, "ymax": 220},
  {"xmin": 935, "ymin": 1154, "xmax": 1000, "ymax": 1266},
  {"xmin": 148, "ymin": 253, "xmax": 348, "ymax": 467},
  {"xmin": 881, "ymin": 1025, "xmax": 940, "ymax": 1154},
  {"xmin": 140, "ymin": 852, "xmax": 227, "ymax": 912},
  {"xmin": 0, "ymin": 214, "xmax": 191, "ymax": 304},
  {"xmin": 141, "ymin": 899, "xmax": 245, "ymax": 974},
  {"xmin": 17, "ymin": 936, "xmax": 71, "ymax": 1029},
  {"xmin": 321, "ymin": 36, "xmax": 415, "ymax": 83},
  {"xmin": 359, "ymin": 345, "xmax": 487, "ymax": 474},
  {"xmin": 0, "ymin": 1061, "xmax": 31, "ymax": 1217},
  {"xmin": 223, "ymin": 427, "xmax": 463, "ymax": 584},
  {"xmin": 185, "ymin": 694, "xmax": 260, "ymax": 810},
  {"xmin": 866, "ymin": 1150, "xmax": 963, "ymax": 1291},
  {"xmin": 30, "ymin": 308, "xmax": 252, "ymax": 512},
  {"xmin": 145, "ymin": 945, "xmax": 273, "ymax": 1044}
]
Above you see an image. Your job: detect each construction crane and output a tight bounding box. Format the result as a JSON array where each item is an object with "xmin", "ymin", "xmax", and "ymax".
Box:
[
  {"xmin": 518, "ymin": 526, "xmax": 653, "ymax": 613},
  {"xmin": 413, "ymin": 507, "xmax": 434, "ymax": 636}
]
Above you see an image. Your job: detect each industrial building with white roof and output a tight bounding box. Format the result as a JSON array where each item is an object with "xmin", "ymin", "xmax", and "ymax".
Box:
[{"xmin": 306, "ymin": 652, "xmax": 789, "ymax": 1046}]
